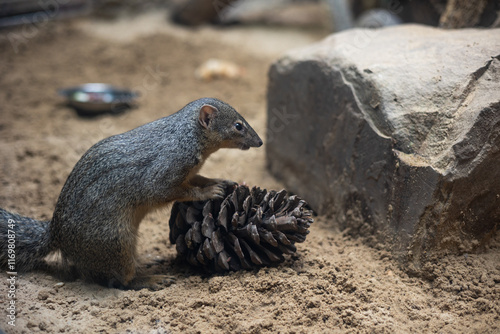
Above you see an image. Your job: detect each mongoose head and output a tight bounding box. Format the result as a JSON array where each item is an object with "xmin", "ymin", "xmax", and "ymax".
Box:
[{"xmin": 197, "ymin": 98, "xmax": 263, "ymax": 150}]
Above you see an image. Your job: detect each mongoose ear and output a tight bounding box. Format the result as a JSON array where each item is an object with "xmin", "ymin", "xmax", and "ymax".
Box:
[{"xmin": 199, "ymin": 104, "xmax": 218, "ymax": 129}]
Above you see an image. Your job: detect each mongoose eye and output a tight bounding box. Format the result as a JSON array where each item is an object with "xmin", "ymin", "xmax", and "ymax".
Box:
[{"xmin": 235, "ymin": 122, "xmax": 243, "ymax": 131}]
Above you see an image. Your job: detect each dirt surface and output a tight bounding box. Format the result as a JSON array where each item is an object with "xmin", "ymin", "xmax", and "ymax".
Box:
[{"xmin": 0, "ymin": 13, "xmax": 499, "ymax": 334}]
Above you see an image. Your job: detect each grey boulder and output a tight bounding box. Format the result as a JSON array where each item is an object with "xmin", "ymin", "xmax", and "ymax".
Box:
[{"xmin": 266, "ymin": 24, "xmax": 500, "ymax": 269}]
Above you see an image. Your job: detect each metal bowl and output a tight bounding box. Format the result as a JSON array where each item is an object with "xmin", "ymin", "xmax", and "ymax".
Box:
[{"xmin": 58, "ymin": 83, "xmax": 138, "ymax": 115}]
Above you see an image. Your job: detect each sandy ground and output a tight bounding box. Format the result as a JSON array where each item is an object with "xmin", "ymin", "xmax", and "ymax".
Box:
[{"xmin": 0, "ymin": 12, "xmax": 499, "ymax": 334}]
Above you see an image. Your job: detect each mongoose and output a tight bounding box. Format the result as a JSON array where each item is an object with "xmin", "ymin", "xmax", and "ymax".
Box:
[{"xmin": 0, "ymin": 97, "xmax": 262, "ymax": 289}]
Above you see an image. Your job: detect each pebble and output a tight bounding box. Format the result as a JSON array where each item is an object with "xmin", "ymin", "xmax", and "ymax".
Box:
[{"xmin": 54, "ymin": 282, "xmax": 65, "ymax": 288}]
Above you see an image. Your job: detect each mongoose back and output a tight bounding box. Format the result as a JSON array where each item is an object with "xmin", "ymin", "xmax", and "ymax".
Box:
[{"xmin": 0, "ymin": 97, "xmax": 263, "ymax": 289}]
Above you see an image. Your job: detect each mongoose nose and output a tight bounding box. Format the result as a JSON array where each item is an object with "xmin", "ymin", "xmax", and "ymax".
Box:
[{"xmin": 257, "ymin": 139, "xmax": 263, "ymax": 147}]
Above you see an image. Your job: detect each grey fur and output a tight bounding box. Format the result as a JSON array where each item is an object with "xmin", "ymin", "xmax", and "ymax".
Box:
[{"xmin": 0, "ymin": 98, "xmax": 262, "ymax": 289}]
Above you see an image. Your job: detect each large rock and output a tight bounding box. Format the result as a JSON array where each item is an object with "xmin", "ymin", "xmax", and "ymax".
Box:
[{"xmin": 266, "ymin": 24, "xmax": 500, "ymax": 269}]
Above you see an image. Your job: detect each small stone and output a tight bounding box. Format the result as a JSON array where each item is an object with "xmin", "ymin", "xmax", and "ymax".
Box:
[
  {"xmin": 306, "ymin": 298, "xmax": 321, "ymax": 308},
  {"xmin": 27, "ymin": 321, "xmax": 37, "ymax": 328},
  {"xmin": 39, "ymin": 321, "xmax": 48, "ymax": 331},
  {"xmin": 38, "ymin": 290, "xmax": 50, "ymax": 301}
]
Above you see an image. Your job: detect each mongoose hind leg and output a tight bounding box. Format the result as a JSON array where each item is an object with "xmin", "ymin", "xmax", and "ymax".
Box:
[
  {"xmin": 61, "ymin": 234, "xmax": 139, "ymax": 289},
  {"xmin": 69, "ymin": 242, "xmax": 175, "ymax": 290},
  {"xmin": 73, "ymin": 259, "xmax": 137, "ymax": 289}
]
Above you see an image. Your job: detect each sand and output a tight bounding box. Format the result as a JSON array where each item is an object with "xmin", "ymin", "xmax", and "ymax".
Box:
[{"xmin": 0, "ymin": 13, "xmax": 499, "ymax": 333}]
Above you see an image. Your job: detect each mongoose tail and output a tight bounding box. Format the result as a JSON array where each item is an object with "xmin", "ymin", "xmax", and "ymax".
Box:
[{"xmin": 0, "ymin": 208, "xmax": 54, "ymax": 271}]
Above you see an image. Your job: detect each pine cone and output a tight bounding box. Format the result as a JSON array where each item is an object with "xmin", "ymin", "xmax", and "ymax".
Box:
[{"xmin": 169, "ymin": 185, "xmax": 314, "ymax": 272}]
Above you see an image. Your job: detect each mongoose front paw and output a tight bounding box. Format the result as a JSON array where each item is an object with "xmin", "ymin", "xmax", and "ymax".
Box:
[
  {"xmin": 213, "ymin": 179, "xmax": 238, "ymax": 198},
  {"xmin": 220, "ymin": 179, "xmax": 238, "ymax": 192},
  {"xmin": 208, "ymin": 183, "xmax": 227, "ymax": 199}
]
